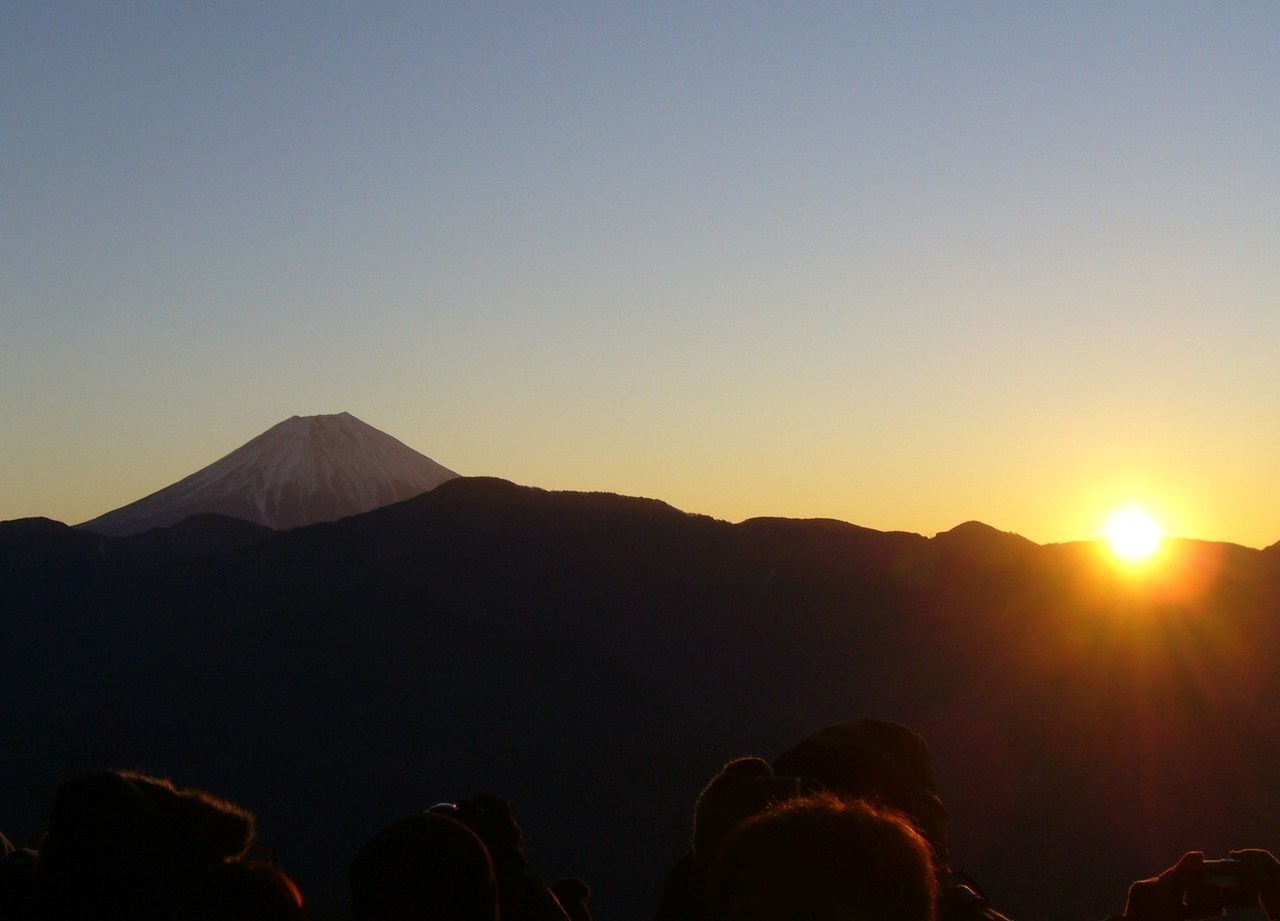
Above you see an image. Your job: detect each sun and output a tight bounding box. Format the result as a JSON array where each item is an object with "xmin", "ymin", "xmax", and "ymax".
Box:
[{"xmin": 1103, "ymin": 507, "xmax": 1164, "ymax": 562}]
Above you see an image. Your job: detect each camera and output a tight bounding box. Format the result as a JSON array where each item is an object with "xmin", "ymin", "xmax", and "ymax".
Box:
[{"xmin": 1201, "ymin": 859, "xmax": 1259, "ymax": 910}]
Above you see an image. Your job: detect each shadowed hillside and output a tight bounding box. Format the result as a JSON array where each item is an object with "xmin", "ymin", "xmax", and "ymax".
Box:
[{"xmin": 3, "ymin": 477, "xmax": 1280, "ymax": 920}]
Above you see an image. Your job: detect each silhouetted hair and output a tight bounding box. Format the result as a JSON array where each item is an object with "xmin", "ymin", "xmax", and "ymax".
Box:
[
  {"xmin": 348, "ymin": 812, "xmax": 498, "ymax": 921},
  {"xmin": 178, "ymin": 860, "xmax": 307, "ymax": 921},
  {"xmin": 773, "ymin": 718, "xmax": 950, "ymax": 866},
  {"xmin": 35, "ymin": 770, "xmax": 256, "ymax": 921},
  {"xmin": 709, "ymin": 794, "xmax": 938, "ymax": 921}
]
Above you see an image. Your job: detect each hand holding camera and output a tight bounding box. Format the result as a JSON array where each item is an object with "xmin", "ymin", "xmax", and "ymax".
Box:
[
  {"xmin": 1122, "ymin": 850, "xmax": 1280, "ymax": 921},
  {"xmin": 1199, "ymin": 859, "xmax": 1260, "ymax": 911},
  {"xmin": 1226, "ymin": 850, "xmax": 1280, "ymax": 919}
]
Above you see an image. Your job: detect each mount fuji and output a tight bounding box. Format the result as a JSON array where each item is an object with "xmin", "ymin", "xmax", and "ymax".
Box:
[{"xmin": 77, "ymin": 412, "xmax": 459, "ymax": 536}]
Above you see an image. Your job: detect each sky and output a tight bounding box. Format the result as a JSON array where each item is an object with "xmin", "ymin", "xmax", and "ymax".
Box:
[{"xmin": 3, "ymin": 2, "xmax": 1278, "ymax": 548}]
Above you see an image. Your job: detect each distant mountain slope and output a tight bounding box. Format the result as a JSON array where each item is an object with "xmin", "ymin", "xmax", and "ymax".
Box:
[
  {"xmin": 6, "ymin": 480, "xmax": 1280, "ymax": 921},
  {"xmin": 77, "ymin": 413, "xmax": 458, "ymax": 535}
]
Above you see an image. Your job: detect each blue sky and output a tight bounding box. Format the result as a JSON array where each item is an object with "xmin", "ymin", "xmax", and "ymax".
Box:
[{"xmin": 3, "ymin": 2, "xmax": 1278, "ymax": 546}]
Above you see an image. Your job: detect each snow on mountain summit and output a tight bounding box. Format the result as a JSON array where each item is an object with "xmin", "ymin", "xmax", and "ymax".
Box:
[{"xmin": 78, "ymin": 413, "xmax": 459, "ymax": 536}]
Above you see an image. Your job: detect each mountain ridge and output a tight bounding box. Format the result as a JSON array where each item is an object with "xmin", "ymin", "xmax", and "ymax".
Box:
[
  {"xmin": 4, "ymin": 477, "xmax": 1280, "ymax": 921},
  {"xmin": 8, "ymin": 418, "xmax": 1280, "ymax": 920}
]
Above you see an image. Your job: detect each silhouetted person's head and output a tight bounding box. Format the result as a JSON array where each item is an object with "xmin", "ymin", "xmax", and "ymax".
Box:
[
  {"xmin": 348, "ymin": 812, "xmax": 498, "ymax": 921},
  {"xmin": 177, "ymin": 860, "xmax": 307, "ymax": 921},
  {"xmin": 35, "ymin": 770, "xmax": 256, "ymax": 921},
  {"xmin": 709, "ymin": 794, "xmax": 938, "ymax": 921},
  {"xmin": 773, "ymin": 718, "xmax": 950, "ymax": 867},
  {"xmin": 691, "ymin": 757, "xmax": 791, "ymax": 865},
  {"xmin": 0, "ymin": 842, "xmax": 37, "ymax": 921}
]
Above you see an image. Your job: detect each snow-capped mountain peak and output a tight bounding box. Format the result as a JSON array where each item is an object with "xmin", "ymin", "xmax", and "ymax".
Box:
[{"xmin": 78, "ymin": 413, "xmax": 459, "ymax": 535}]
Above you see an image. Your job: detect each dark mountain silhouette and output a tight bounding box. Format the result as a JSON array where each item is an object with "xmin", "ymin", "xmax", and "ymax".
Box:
[
  {"xmin": 3, "ymin": 479, "xmax": 1280, "ymax": 921},
  {"xmin": 77, "ymin": 412, "xmax": 458, "ymax": 535},
  {"xmin": 931, "ymin": 519, "xmax": 1039, "ymax": 561}
]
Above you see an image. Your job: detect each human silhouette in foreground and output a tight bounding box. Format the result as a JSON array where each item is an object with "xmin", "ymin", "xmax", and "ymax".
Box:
[
  {"xmin": 4, "ymin": 768, "xmax": 310, "ymax": 921},
  {"xmin": 772, "ymin": 718, "xmax": 1007, "ymax": 921},
  {"xmin": 349, "ymin": 795, "xmax": 589, "ymax": 921},
  {"xmin": 33, "ymin": 770, "xmax": 262, "ymax": 921},
  {"xmin": 708, "ymin": 792, "xmax": 938, "ymax": 921},
  {"xmin": 177, "ymin": 859, "xmax": 308, "ymax": 920},
  {"xmin": 654, "ymin": 717, "xmax": 1010, "ymax": 921},
  {"xmin": 349, "ymin": 811, "xmax": 498, "ymax": 921},
  {"xmin": 0, "ymin": 829, "xmax": 37, "ymax": 920}
]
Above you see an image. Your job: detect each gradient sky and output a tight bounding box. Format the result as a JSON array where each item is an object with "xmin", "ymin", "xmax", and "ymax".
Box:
[{"xmin": 4, "ymin": 2, "xmax": 1278, "ymax": 547}]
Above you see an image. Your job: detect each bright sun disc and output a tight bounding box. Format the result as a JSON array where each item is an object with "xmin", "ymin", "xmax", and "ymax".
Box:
[{"xmin": 1103, "ymin": 507, "xmax": 1163, "ymax": 561}]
